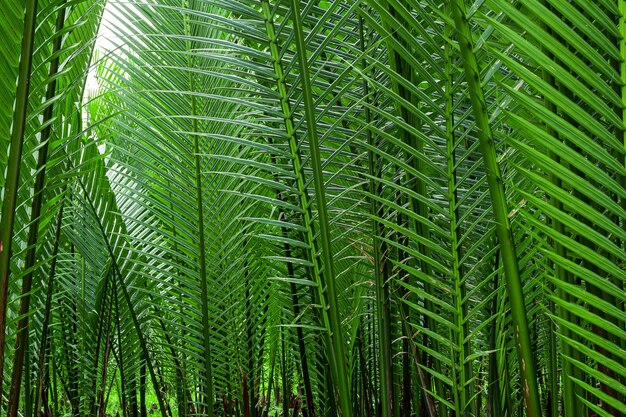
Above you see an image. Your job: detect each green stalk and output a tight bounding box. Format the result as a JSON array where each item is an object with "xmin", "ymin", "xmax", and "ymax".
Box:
[
  {"xmin": 88, "ymin": 265, "xmax": 114, "ymax": 417},
  {"xmin": 270, "ymin": 131, "xmax": 315, "ymax": 417},
  {"xmin": 166, "ymin": 178, "xmax": 189, "ymax": 417},
  {"xmin": 619, "ymin": 0, "xmax": 626, "ymax": 340},
  {"xmin": 76, "ymin": 177, "xmax": 168, "ymax": 417},
  {"xmin": 619, "ymin": 0, "xmax": 626, "ymax": 400},
  {"xmin": 281, "ymin": 327, "xmax": 290, "ymax": 417},
  {"xmin": 400, "ymin": 323, "xmax": 411, "ymax": 416},
  {"xmin": 621, "ymin": 1, "xmax": 626, "ymax": 249},
  {"xmin": 8, "ymin": 4, "xmax": 68, "ymax": 413},
  {"xmin": 242, "ymin": 370, "xmax": 250, "ymax": 417},
  {"xmin": 264, "ymin": 327, "xmax": 278, "ymax": 417},
  {"xmin": 287, "ymin": 2, "xmax": 352, "ymax": 416},
  {"xmin": 449, "ymin": 2, "xmax": 542, "ymax": 417},
  {"xmin": 97, "ymin": 285, "xmax": 114, "ymax": 417},
  {"xmin": 35, "ymin": 196, "xmax": 66, "ymax": 416},
  {"xmin": 377, "ymin": 3, "xmax": 441, "ymax": 413},
  {"xmin": 51, "ymin": 346, "xmax": 59, "ymax": 417},
  {"xmin": 113, "ymin": 280, "xmax": 129, "ymax": 417},
  {"xmin": 356, "ymin": 20, "xmax": 378, "ymax": 417},
  {"xmin": 278, "ymin": 215, "xmax": 315, "ymax": 417},
  {"xmin": 104, "ymin": 367, "xmax": 118, "ymax": 417},
  {"xmin": 140, "ymin": 357, "xmax": 147, "ymax": 417},
  {"xmin": 399, "ymin": 309, "xmax": 437, "ymax": 417},
  {"xmin": 487, "ymin": 254, "xmax": 503, "ymax": 417},
  {"xmin": 59, "ymin": 250, "xmax": 79, "ymax": 413},
  {"xmin": 356, "ymin": 326, "xmax": 374, "ymax": 417},
  {"xmin": 150, "ymin": 297, "xmax": 186, "ymax": 416},
  {"xmin": 444, "ymin": 11, "xmax": 473, "ymax": 413},
  {"xmin": 357, "ymin": 13, "xmax": 393, "ymax": 417},
  {"xmin": 546, "ymin": 15, "xmax": 588, "ymax": 413},
  {"xmin": 540, "ymin": 78, "xmax": 559, "ymax": 417},
  {"xmin": 244, "ymin": 249, "xmax": 257, "ymax": 417},
  {"xmin": 182, "ymin": 4, "xmax": 214, "ymax": 413},
  {"xmin": 0, "ymin": 0, "xmax": 39, "ymax": 401},
  {"xmin": 539, "ymin": 4, "xmax": 565, "ymax": 415},
  {"xmin": 259, "ymin": 1, "xmax": 350, "ymax": 415}
]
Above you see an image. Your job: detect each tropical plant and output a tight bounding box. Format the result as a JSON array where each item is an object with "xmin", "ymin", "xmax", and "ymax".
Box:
[{"xmin": 0, "ymin": 0, "xmax": 624, "ymax": 417}]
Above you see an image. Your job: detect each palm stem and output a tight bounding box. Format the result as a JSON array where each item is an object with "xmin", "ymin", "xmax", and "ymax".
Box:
[
  {"xmin": 487, "ymin": 256, "xmax": 503, "ymax": 417},
  {"xmin": 378, "ymin": 4, "xmax": 441, "ymax": 414},
  {"xmin": 260, "ymin": 1, "xmax": 350, "ymax": 414},
  {"xmin": 449, "ymin": 2, "xmax": 542, "ymax": 416},
  {"xmin": 76, "ymin": 176, "xmax": 168, "ymax": 417},
  {"xmin": 113, "ymin": 277, "xmax": 129, "ymax": 417},
  {"xmin": 0, "ymin": 0, "xmax": 40, "ymax": 401},
  {"xmin": 280, "ymin": 220, "xmax": 316, "ymax": 417},
  {"xmin": 358, "ymin": 12, "xmax": 393, "ymax": 417},
  {"xmin": 182, "ymin": 4, "xmax": 214, "ymax": 413},
  {"xmin": 620, "ymin": 1, "xmax": 626, "ymax": 194},
  {"xmin": 35, "ymin": 195, "xmax": 66, "ymax": 416},
  {"xmin": 97, "ymin": 283, "xmax": 114, "ymax": 417},
  {"xmin": 538, "ymin": 4, "xmax": 561, "ymax": 414},
  {"xmin": 287, "ymin": 2, "xmax": 352, "ymax": 416},
  {"xmin": 444, "ymin": 14, "xmax": 473, "ymax": 413},
  {"xmin": 7, "ymin": 4, "xmax": 68, "ymax": 413}
]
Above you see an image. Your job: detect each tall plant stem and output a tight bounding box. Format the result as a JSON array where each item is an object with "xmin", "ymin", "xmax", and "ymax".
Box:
[
  {"xmin": 113, "ymin": 276, "xmax": 129, "ymax": 417},
  {"xmin": 97, "ymin": 284, "xmax": 114, "ymax": 417},
  {"xmin": 287, "ymin": 2, "xmax": 351, "ymax": 416},
  {"xmin": 449, "ymin": 2, "xmax": 542, "ymax": 416},
  {"xmin": 140, "ymin": 356, "xmax": 147, "ymax": 417},
  {"xmin": 621, "ymin": 0, "xmax": 626, "ymax": 239},
  {"xmin": 89, "ymin": 264, "xmax": 114, "ymax": 417},
  {"xmin": 444, "ymin": 10, "xmax": 473, "ymax": 413},
  {"xmin": 399, "ymin": 308, "xmax": 437, "ymax": 417},
  {"xmin": 0, "ymin": 0, "xmax": 39, "ymax": 401},
  {"xmin": 618, "ymin": 6, "xmax": 626, "ymax": 411},
  {"xmin": 357, "ymin": 12, "xmax": 393, "ymax": 417},
  {"xmin": 182, "ymin": 4, "xmax": 214, "ymax": 413},
  {"xmin": 539, "ymin": 4, "xmax": 564, "ymax": 415},
  {"xmin": 259, "ymin": 1, "xmax": 350, "ymax": 415},
  {"xmin": 378, "ymin": 3, "xmax": 442, "ymax": 413},
  {"xmin": 281, "ymin": 327, "xmax": 290, "ymax": 417},
  {"xmin": 616, "ymin": 0, "xmax": 626, "ymax": 412},
  {"xmin": 166, "ymin": 178, "xmax": 189, "ymax": 417},
  {"xmin": 486, "ymin": 259, "xmax": 503, "ymax": 417},
  {"xmin": 76, "ymin": 177, "xmax": 168, "ymax": 417},
  {"xmin": 7, "ymin": 3, "xmax": 68, "ymax": 414},
  {"xmin": 244, "ymin": 247, "xmax": 257, "ymax": 417},
  {"xmin": 35, "ymin": 195, "xmax": 66, "ymax": 416},
  {"xmin": 279, "ymin": 218, "xmax": 315, "ymax": 417}
]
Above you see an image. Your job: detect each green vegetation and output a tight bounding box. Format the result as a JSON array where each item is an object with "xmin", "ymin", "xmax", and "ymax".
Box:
[{"xmin": 0, "ymin": 0, "xmax": 625, "ymax": 416}]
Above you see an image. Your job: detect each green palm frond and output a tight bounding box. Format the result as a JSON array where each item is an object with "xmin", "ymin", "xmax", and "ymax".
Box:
[{"xmin": 0, "ymin": 0, "xmax": 624, "ymax": 416}]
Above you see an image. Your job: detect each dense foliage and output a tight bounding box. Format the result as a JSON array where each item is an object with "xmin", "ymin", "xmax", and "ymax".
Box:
[{"xmin": 0, "ymin": 0, "xmax": 625, "ymax": 416}]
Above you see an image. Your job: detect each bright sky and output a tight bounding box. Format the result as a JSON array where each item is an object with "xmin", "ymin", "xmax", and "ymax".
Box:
[{"xmin": 84, "ymin": 1, "xmax": 129, "ymax": 96}]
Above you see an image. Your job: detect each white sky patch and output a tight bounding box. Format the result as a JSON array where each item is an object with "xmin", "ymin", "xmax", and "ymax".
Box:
[
  {"xmin": 85, "ymin": 3, "xmax": 123, "ymax": 96},
  {"xmin": 85, "ymin": 0, "xmax": 148, "ymax": 96},
  {"xmin": 84, "ymin": 2, "xmax": 128, "ymax": 157}
]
